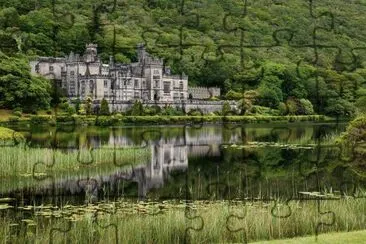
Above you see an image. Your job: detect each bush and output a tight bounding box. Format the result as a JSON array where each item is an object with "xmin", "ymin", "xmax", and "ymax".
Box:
[
  {"xmin": 299, "ymin": 99, "xmax": 314, "ymax": 115},
  {"xmin": 95, "ymin": 116, "xmax": 119, "ymax": 126},
  {"xmin": 12, "ymin": 111, "xmax": 22, "ymax": 117},
  {"xmin": 84, "ymin": 97, "xmax": 93, "ymax": 115},
  {"xmin": 46, "ymin": 109, "xmax": 53, "ymax": 115},
  {"xmin": 222, "ymin": 101, "xmax": 231, "ymax": 115},
  {"xmin": 59, "ymin": 102, "xmax": 69, "ymax": 111},
  {"xmin": 286, "ymin": 98, "xmax": 298, "ymax": 115},
  {"xmin": 161, "ymin": 106, "xmax": 184, "ymax": 116},
  {"xmin": 257, "ymin": 85, "xmax": 283, "ymax": 108},
  {"xmin": 129, "ymin": 101, "xmax": 144, "ymax": 116},
  {"xmin": 225, "ymin": 90, "xmax": 243, "ymax": 100},
  {"xmin": 67, "ymin": 106, "xmax": 76, "ymax": 116},
  {"xmin": 30, "ymin": 115, "xmax": 55, "ymax": 125},
  {"xmin": 13, "ymin": 107, "xmax": 22, "ymax": 113},
  {"xmin": 8, "ymin": 116, "xmax": 20, "ymax": 122},
  {"xmin": 100, "ymin": 98, "xmax": 110, "ymax": 115},
  {"xmin": 144, "ymin": 105, "xmax": 161, "ymax": 115},
  {"xmin": 278, "ymin": 102, "xmax": 288, "ymax": 115},
  {"xmin": 324, "ymin": 98, "xmax": 356, "ymax": 117},
  {"xmin": 0, "ymin": 126, "xmax": 24, "ymax": 142}
]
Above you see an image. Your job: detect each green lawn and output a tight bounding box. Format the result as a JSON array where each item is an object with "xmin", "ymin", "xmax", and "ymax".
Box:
[{"xmin": 255, "ymin": 230, "xmax": 366, "ymax": 244}]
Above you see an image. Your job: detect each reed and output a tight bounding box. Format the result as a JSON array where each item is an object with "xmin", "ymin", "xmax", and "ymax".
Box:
[
  {"xmin": 0, "ymin": 144, "xmax": 150, "ymax": 193},
  {"xmin": 0, "ymin": 198, "xmax": 365, "ymax": 243}
]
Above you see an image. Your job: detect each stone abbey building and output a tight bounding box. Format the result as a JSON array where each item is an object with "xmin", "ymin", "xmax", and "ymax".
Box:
[{"xmin": 30, "ymin": 44, "xmax": 221, "ymax": 105}]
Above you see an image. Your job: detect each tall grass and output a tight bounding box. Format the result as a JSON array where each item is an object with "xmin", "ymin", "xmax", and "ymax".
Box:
[
  {"xmin": 0, "ymin": 144, "xmax": 150, "ymax": 193},
  {"xmin": 1, "ymin": 199, "xmax": 365, "ymax": 243}
]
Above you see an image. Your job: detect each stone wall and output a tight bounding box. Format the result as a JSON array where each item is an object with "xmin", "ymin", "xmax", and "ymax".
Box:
[
  {"xmin": 87, "ymin": 100, "xmax": 236, "ymax": 114},
  {"xmin": 188, "ymin": 87, "xmax": 221, "ymax": 99}
]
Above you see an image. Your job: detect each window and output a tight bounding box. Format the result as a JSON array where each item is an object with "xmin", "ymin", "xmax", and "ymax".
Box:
[
  {"xmin": 155, "ymin": 80, "xmax": 159, "ymax": 88},
  {"xmin": 180, "ymin": 93, "xmax": 184, "ymax": 98},
  {"xmin": 104, "ymin": 80, "xmax": 108, "ymax": 88},
  {"xmin": 70, "ymin": 71, "xmax": 75, "ymax": 76},
  {"xmin": 134, "ymin": 79, "xmax": 139, "ymax": 87},
  {"xmin": 179, "ymin": 81, "xmax": 184, "ymax": 89},
  {"xmin": 134, "ymin": 92, "xmax": 139, "ymax": 98},
  {"xmin": 49, "ymin": 66, "xmax": 54, "ymax": 72},
  {"xmin": 153, "ymin": 69, "xmax": 160, "ymax": 75},
  {"xmin": 81, "ymin": 81, "xmax": 85, "ymax": 94},
  {"xmin": 164, "ymin": 82, "xmax": 170, "ymax": 94}
]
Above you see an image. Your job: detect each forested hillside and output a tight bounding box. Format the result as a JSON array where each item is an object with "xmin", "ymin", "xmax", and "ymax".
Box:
[{"xmin": 1, "ymin": 0, "xmax": 366, "ymax": 115}]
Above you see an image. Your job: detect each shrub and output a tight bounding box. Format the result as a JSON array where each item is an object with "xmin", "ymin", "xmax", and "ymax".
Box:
[
  {"xmin": 46, "ymin": 109, "xmax": 53, "ymax": 115},
  {"xmin": 8, "ymin": 116, "xmax": 20, "ymax": 122},
  {"xmin": 222, "ymin": 101, "xmax": 231, "ymax": 115},
  {"xmin": 324, "ymin": 98, "xmax": 356, "ymax": 117},
  {"xmin": 67, "ymin": 106, "xmax": 76, "ymax": 116},
  {"xmin": 286, "ymin": 98, "xmax": 299, "ymax": 115},
  {"xmin": 13, "ymin": 107, "xmax": 22, "ymax": 113},
  {"xmin": 129, "ymin": 101, "xmax": 144, "ymax": 116},
  {"xmin": 95, "ymin": 116, "xmax": 119, "ymax": 126},
  {"xmin": 257, "ymin": 85, "xmax": 283, "ymax": 108},
  {"xmin": 299, "ymin": 98, "xmax": 314, "ymax": 115},
  {"xmin": 225, "ymin": 90, "xmax": 243, "ymax": 100},
  {"xmin": 30, "ymin": 115, "xmax": 55, "ymax": 125},
  {"xmin": 100, "ymin": 98, "xmax": 110, "ymax": 115},
  {"xmin": 78, "ymin": 104, "xmax": 86, "ymax": 115},
  {"xmin": 84, "ymin": 97, "xmax": 93, "ymax": 115},
  {"xmin": 12, "ymin": 111, "xmax": 22, "ymax": 117},
  {"xmin": 0, "ymin": 126, "xmax": 24, "ymax": 142},
  {"xmin": 59, "ymin": 102, "xmax": 69, "ymax": 111}
]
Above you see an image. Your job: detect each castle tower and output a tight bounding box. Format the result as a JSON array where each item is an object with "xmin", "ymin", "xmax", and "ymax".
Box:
[
  {"xmin": 137, "ymin": 43, "xmax": 147, "ymax": 64},
  {"xmin": 84, "ymin": 44, "xmax": 98, "ymax": 63}
]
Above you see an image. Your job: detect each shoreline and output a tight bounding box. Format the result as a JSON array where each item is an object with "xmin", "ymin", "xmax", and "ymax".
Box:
[{"xmin": 0, "ymin": 114, "xmax": 343, "ymax": 127}]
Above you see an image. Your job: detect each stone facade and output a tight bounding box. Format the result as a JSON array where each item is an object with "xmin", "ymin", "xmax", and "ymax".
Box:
[
  {"xmin": 188, "ymin": 86, "xmax": 221, "ymax": 100},
  {"xmin": 30, "ymin": 44, "xmax": 220, "ymax": 106}
]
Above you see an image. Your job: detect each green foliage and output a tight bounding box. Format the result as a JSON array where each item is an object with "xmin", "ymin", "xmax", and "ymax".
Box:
[
  {"xmin": 100, "ymin": 98, "xmax": 110, "ymax": 115},
  {"xmin": 143, "ymin": 105, "xmax": 161, "ymax": 115},
  {"xmin": 84, "ymin": 97, "xmax": 92, "ymax": 115},
  {"xmin": 324, "ymin": 98, "xmax": 356, "ymax": 117},
  {"xmin": 0, "ymin": 53, "xmax": 51, "ymax": 112},
  {"xmin": 225, "ymin": 90, "xmax": 243, "ymax": 100},
  {"xmin": 0, "ymin": 0, "xmax": 365, "ymax": 116},
  {"xmin": 0, "ymin": 126, "xmax": 24, "ymax": 141},
  {"xmin": 341, "ymin": 115, "xmax": 366, "ymax": 144},
  {"xmin": 129, "ymin": 101, "xmax": 144, "ymax": 116},
  {"xmin": 12, "ymin": 110, "xmax": 22, "ymax": 117},
  {"xmin": 30, "ymin": 115, "xmax": 55, "ymax": 125},
  {"xmin": 278, "ymin": 102, "xmax": 288, "ymax": 116},
  {"xmin": 160, "ymin": 106, "xmax": 184, "ymax": 116},
  {"xmin": 299, "ymin": 98, "xmax": 314, "ymax": 115},
  {"xmin": 222, "ymin": 101, "xmax": 231, "ymax": 115},
  {"xmin": 67, "ymin": 105, "xmax": 76, "ymax": 116}
]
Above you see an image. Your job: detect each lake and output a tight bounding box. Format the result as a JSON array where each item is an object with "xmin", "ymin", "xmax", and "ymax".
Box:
[{"xmin": 2, "ymin": 121, "xmax": 364, "ymax": 204}]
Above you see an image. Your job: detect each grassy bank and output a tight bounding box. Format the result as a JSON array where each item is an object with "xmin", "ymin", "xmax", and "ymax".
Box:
[
  {"xmin": 0, "ymin": 114, "xmax": 331, "ymax": 127},
  {"xmin": 256, "ymin": 230, "xmax": 366, "ymax": 243},
  {"xmin": 0, "ymin": 199, "xmax": 365, "ymax": 243},
  {"xmin": 0, "ymin": 126, "xmax": 24, "ymax": 142}
]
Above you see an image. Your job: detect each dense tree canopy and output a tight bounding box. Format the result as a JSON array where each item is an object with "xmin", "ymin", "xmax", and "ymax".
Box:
[
  {"xmin": 1, "ymin": 0, "xmax": 366, "ymax": 115},
  {"xmin": 0, "ymin": 52, "xmax": 51, "ymax": 112}
]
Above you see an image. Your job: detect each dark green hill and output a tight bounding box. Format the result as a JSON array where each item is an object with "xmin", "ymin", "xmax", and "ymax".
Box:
[{"xmin": 1, "ymin": 0, "xmax": 366, "ymax": 115}]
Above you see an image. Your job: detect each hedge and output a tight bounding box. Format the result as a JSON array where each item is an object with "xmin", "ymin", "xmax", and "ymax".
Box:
[{"xmin": 3, "ymin": 114, "xmax": 329, "ymax": 126}]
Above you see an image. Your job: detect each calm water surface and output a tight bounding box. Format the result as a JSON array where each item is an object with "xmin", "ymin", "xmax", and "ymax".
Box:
[{"xmin": 3, "ymin": 122, "xmax": 364, "ymax": 205}]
